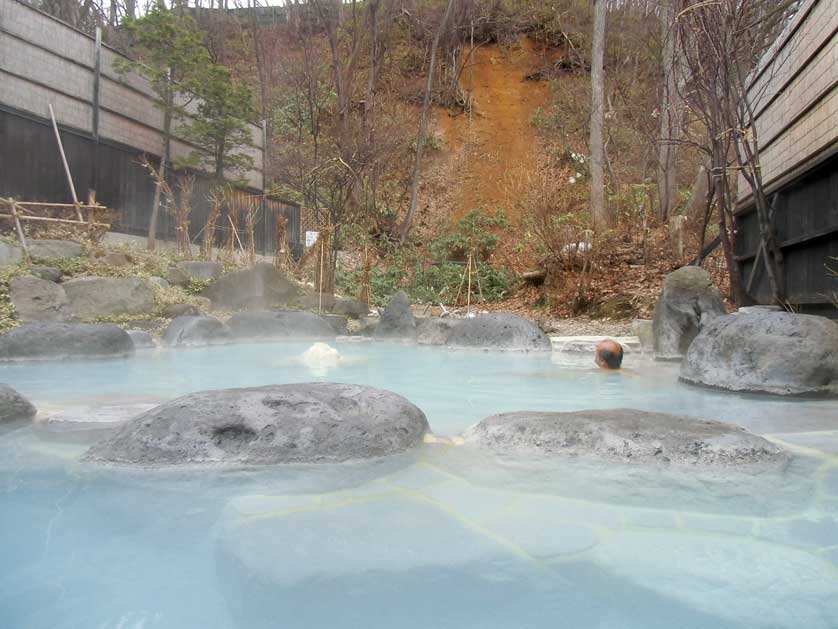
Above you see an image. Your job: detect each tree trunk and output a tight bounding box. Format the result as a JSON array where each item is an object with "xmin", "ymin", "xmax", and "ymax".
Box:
[
  {"xmin": 399, "ymin": 0, "xmax": 456, "ymax": 243},
  {"xmin": 148, "ymin": 73, "xmax": 172, "ymax": 251},
  {"xmin": 589, "ymin": 0, "xmax": 608, "ymax": 230},
  {"xmin": 656, "ymin": 0, "xmax": 683, "ymax": 222}
]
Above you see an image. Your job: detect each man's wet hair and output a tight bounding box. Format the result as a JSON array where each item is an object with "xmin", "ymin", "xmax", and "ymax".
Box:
[{"xmin": 599, "ymin": 344, "xmax": 623, "ymax": 369}]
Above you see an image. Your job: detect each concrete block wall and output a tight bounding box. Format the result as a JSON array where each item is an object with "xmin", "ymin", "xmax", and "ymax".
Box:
[
  {"xmin": 0, "ymin": 0, "xmax": 264, "ymax": 189},
  {"xmin": 738, "ymin": 0, "xmax": 838, "ymax": 199}
]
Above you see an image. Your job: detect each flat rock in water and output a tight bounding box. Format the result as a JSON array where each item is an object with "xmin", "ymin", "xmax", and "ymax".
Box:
[
  {"xmin": 40, "ymin": 403, "xmax": 157, "ymax": 433},
  {"xmin": 85, "ymin": 383, "xmax": 430, "ymax": 465},
  {"xmin": 227, "ymin": 310, "xmax": 335, "ymax": 340},
  {"xmin": 127, "ymin": 330, "xmax": 157, "ymax": 349},
  {"xmin": 445, "ymin": 313, "xmax": 551, "ymax": 351},
  {"xmin": 0, "ymin": 322, "xmax": 134, "ymax": 361},
  {"xmin": 652, "ymin": 266, "xmax": 726, "ymax": 360},
  {"xmin": 27, "ymin": 239, "xmax": 84, "ymax": 262},
  {"xmin": 680, "ymin": 311, "xmax": 838, "ymax": 396},
  {"xmin": 374, "ymin": 291, "xmax": 416, "ymax": 340},
  {"xmin": 201, "ymin": 263, "xmax": 301, "ymax": 310},
  {"xmin": 0, "ymin": 384, "xmax": 36, "ymax": 423},
  {"xmin": 63, "ymin": 276, "xmax": 156, "ymax": 320},
  {"xmin": 163, "ymin": 315, "xmax": 231, "ymax": 347},
  {"xmin": 10, "ymin": 276, "xmax": 70, "ymax": 322},
  {"xmin": 464, "ymin": 409, "xmax": 787, "ymax": 467},
  {"xmin": 416, "ymin": 317, "xmax": 461, "ymax": 345}
]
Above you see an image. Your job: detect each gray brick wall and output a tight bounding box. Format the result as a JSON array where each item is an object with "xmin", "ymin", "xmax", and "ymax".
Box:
[{"xmin": 0, "ymin": 0, "xmax": 264, "ymax": 188}]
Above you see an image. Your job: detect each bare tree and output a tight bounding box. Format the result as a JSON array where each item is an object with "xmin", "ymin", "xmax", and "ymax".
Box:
[
  {"xmin": 399, "ymin": 0, "xmax": 457, "ymax": 243},
  {"xmin": 656, "ymin": 0, "xmax": 684, "ymax": 221},
  {"xmin": 589, "ymin": 0, "xmax": 608, "ymax": 229}
]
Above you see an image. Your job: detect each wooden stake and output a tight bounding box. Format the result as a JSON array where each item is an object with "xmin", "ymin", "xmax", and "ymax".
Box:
[
  {"xmin": 48, "ymin": 104, "xmax": 85, "ymax": 222},
  {"xmin": 466, "ymin": 251, "xmax": 473, "ymax": 315}
]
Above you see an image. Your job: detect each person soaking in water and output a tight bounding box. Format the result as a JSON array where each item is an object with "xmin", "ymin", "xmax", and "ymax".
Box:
[{"xmin": 595, "ymin": 339, "xmax": 623, "ymax": 370}]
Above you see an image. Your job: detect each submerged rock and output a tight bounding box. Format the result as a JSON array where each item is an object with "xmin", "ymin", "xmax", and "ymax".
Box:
[
  {"xmin": 201, "ymin": 263, "xmax": 300, "ymax": 310},
  {"xmin": 163, "ymin": 315, "xmax": 231, "ymax": 347},
  {"xmin": 416, "ymin": 317, "xmax": 461, "ymax": 345},
  {"xmin": 0, "ymin": 322, "xmax": 134, "ymax": 361},
  {"xmin": 0, "ymin": 384, "xmax": 36, "ymax": 423},
  {"xmin": 374, "ymin": 291, "xmax": 416, "ymax": 341},
  {"xmin": 227, "ymin": 310, "xmax": 335, "ymax": 340},
  {"xmin": 446, "ymin": 313, "xmax": 551, "ymax": 351},
  {"xmin": 652, "ymin": 266, "xmax": 726, "ymax": 360},
  {"xmin": 40, "ymin": 403, "xmax": 157, "ymax": 434},
  {"xmin": 681, "ymin": 311, "xmax": 838, "ymax": 396},
  {"xmin": 464, "ymin": 409, "xmax": 787, "ymax": 467},
  {"xmin": 63, "ymin": 276, "xmax": 156, "ymax": 320},
  {"xmin": 10, "ymin": 276, "xmax": 70, "ymax": 322},
  {"xmin": 85, "ymin": 383, "xmax": 429, "ymax": 465}
]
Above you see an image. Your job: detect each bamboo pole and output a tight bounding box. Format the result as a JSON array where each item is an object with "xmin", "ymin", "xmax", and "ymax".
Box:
[
  {"xmin": 0, "ymin": 214, "xmax": 110, "ymax": 228},
  {"xmin": 7, "ymin": 203, "xmax": 29, "ymax": 260},
  {"xmin": 48, "ymin": 104, "xmax": 85, "ymax": 222}
]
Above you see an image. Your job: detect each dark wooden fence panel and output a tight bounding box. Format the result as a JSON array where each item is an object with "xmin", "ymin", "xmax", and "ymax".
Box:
[
  {"xmin": 0, "ymin": 107, "xmax": 301, "ymax": 254},
  {"xmin": 735, "ymin": 153, "xmax": 838, "ymax": 308}
]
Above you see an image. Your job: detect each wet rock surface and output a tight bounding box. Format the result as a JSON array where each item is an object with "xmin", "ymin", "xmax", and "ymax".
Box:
[
  {"xmin": 85, "ymin": 383, "xmax": 430, "ymax": 465},
  {"xmin": 0, "ymin": 384, "xmax": 36, "ymax": 423},
  {"xmin": 681, "ymin": 311, "xmax": 838, "ymax": 396},
  {"xmin": 163, "ymin": 316, "xmax": 231, "ymax": 347},
  {"xmin": 0, "ymin": 322, "xmax": 134, "ymax": 361},
  {"xmin": 464, "ymin": 408, "xmax": 788, "ymax": 467},
  {"xmin": 227, "ymin": 310, "xmax": 335, "ymax": 340},
  {"xmin": 652, "ymin": 266, "xmax": 726, "ymax": 360},
  {"xmin": 446, "ymin": 313, "xmax": 551, "ymax": 351},
  {"xmin": 416, "ymin": 317, "xmax": 461, "ymax": 345},
  {"xmin": 374, "ymin": 291, "xmax": 416, "ymax": 340}
]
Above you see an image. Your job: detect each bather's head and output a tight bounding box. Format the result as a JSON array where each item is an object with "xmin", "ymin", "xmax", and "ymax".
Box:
[{"xmin": 595, "ymin": 339, "xmax": 623, "ymax": 370}]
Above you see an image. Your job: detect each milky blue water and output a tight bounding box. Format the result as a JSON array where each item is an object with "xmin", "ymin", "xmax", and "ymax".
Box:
[{"xmin": 1, "ymin": 341, "xmax": 838, "ymax": 629}]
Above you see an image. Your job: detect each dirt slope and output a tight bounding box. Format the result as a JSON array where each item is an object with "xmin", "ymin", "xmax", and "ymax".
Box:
[{"xmin": 426, "ymin": 38, "xmax": 551, "ymax": 224}]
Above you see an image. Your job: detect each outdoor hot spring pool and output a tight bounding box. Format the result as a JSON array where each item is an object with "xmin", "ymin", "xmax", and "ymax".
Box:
[{"xmin": 1, "ymin": 340, "xmax": 838, "ymax": 629}]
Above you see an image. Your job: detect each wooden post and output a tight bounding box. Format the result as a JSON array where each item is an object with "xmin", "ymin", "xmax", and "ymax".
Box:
[
  {"xmin": 90, "ymin": 26, "xmax": 102, "ymax": 202},
  {"xmin": 48, "ymin": 104, "xmax": 85, "ymax": 222}
]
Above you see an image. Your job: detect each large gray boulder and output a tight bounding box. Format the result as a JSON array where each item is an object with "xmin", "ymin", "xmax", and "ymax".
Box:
[
  {"xmin": 416, "ymin": 317, "xmax": 461, "ymax": 345},
  {"xmin": 10, "ymin": 276, "xmax": 70, "ymax": 322},
  {"xmin": 0, "ymin": 384, "xmax": 37, "ymax": 423},
  {"xmin": 29, "ymin": 266, "xmax": 62, "ymax": 282},
  {"xmin": 27, "ymin": 239, "xmax": 84, "ymax": 262},
  {"xmin": 445, "ymin": 313, "xmax": 551, "ymax": 351},
  {"xmin": 227, "ymin": 311, "xmax": 335, "ymax": 341},
  {"xmin": 167, "ymin": 261, "xmax": 224, "ymax": 286},
  {"xmin": 0, "ymin": 322, "xmax": 134, "ymax": 361},
  {"xmin": 680, "ymin": 311, "xmax": 838, "ymax": 396},
  {"xmin": 202, "ymin": 263, "xmax": 301, "ymax": 310},
  {"xmin": 652, "ymin": 266, "xmax": 726, "ymax": 360},
  {"xmin": 63, "ymin": 277, "xmax": 156, "ymax": 320},
  {"xmin": 374, "ymin": 291, "xmax": 416, "ymax": 340},
  {"xmin": 85, "ymin": 383, "xmax": 430, "ymax": 465},
  {"xmin": 0, "ymin": 242, "xmax": 23, "ymax": 266},
  {"xmin": 464, "ymin": 409, "xmax": 787, "ymax": 467},
  {"xmin": 163, "ymin": 315, "xmax": 231, "ymax": 347}
]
